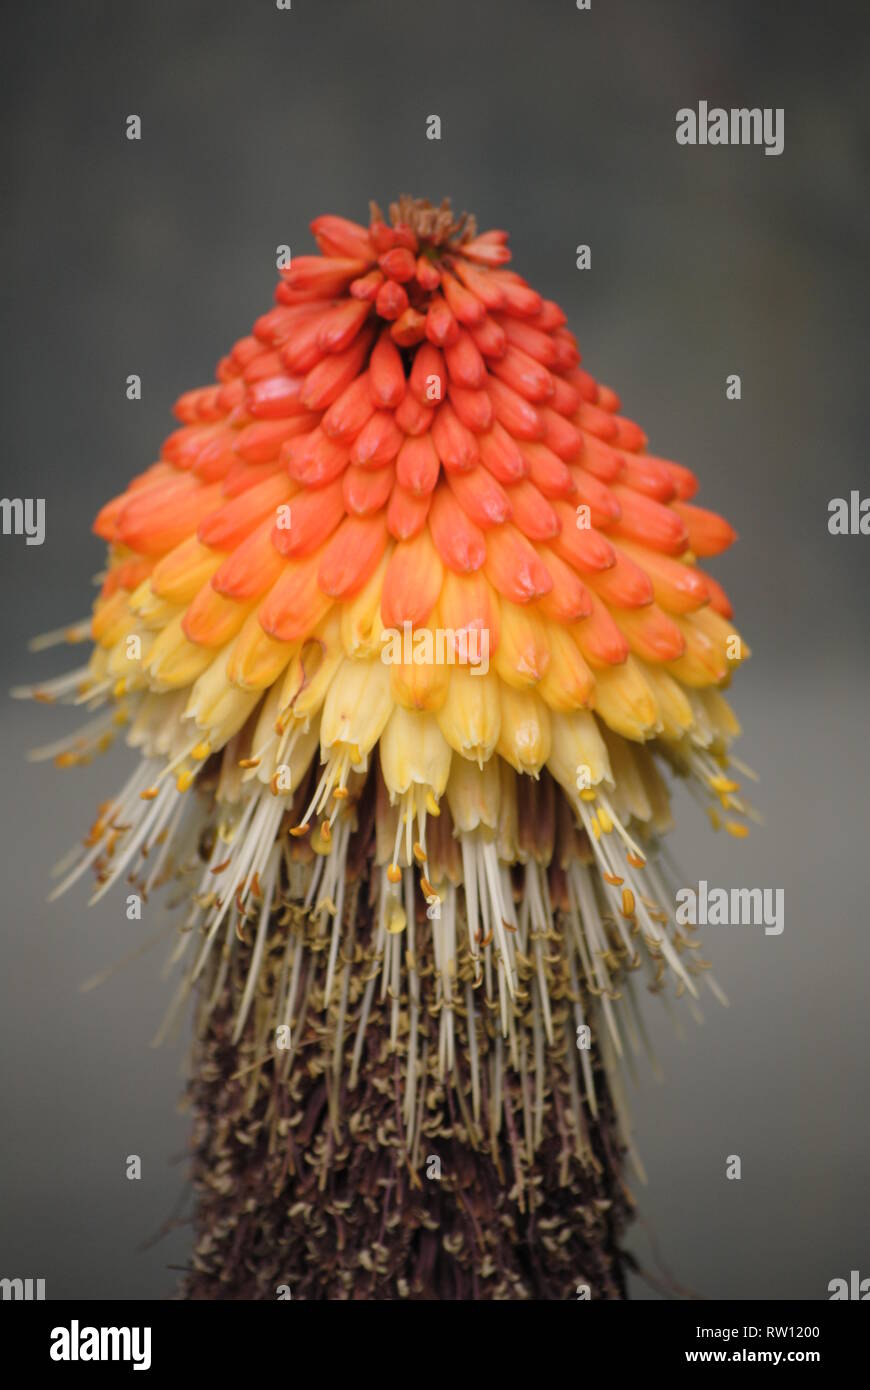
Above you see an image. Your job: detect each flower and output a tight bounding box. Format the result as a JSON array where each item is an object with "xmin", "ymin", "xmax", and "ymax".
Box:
[{"xmin": 21, "ymin": 196, "xmax": 750, "ymax": 1299}]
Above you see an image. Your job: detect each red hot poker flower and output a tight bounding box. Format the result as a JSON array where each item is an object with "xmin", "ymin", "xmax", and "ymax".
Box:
[{"xmin": 21, "ymin": 195, "xmax": 750, "ymax": 1300}]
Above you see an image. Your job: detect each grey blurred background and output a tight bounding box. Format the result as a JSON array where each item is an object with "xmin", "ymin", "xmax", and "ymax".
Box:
[{"xmin": 1, "ymin": 0, "xmax": 868, "ymax": 1300}]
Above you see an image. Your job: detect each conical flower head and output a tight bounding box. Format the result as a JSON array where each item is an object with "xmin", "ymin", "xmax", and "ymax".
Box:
[
  {"xmin": 88, "ymin": 193, "xmax": 743, "ymax": 815},
  {"xmin": 25, "ymin": 196, "xmax": 751, "ymax": 1297}
]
